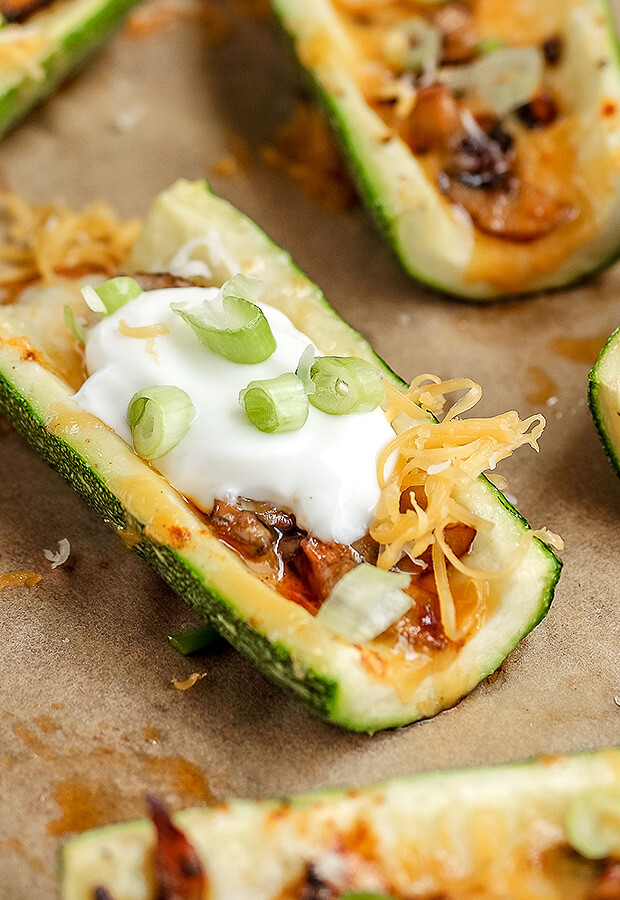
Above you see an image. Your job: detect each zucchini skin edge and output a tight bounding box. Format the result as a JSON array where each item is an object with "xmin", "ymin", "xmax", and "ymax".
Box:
[
  {"xmin": 589, "ymin": 326, "xmax": 620, "ymax": 476},
  {"xmin": 0, "ymin": 367, "xmax": 339, "ymax": 723},
  {"xmin": 0, "ymin": 0, "xmax": 143, "ymax": 137}
]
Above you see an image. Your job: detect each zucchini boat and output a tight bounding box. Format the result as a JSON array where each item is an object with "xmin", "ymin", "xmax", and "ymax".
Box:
[
  {"xmin": 270, "ymin": 0, "xmax": 620, "ymax": 299},
  {"xmin": 589, "ymin": 327, "xmax": 620, "ymax": 475},
  {"xmin": 0, "ymin": 0, "xmax": 142, "ymax": 135},
  {"xmin": 0, "ymin": 179, "xmax": 561, "ymax": 732},
  {"xmin": 60, "ymin": 748, "xmax": 620, "ymax": 899}
]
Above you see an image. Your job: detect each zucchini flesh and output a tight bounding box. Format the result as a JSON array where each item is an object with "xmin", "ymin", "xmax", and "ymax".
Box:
[
  {"xmin": 60, "ymin": 749, "xmax": 620, "ymax": 899},
  {"xmin": 0, "ymin": 179, "xmax": 561, "ymax": 732},
  {"xmin": 0, "ymin": 0, "xmax": 143, "ymax": 135},
  {"xmin": 270, "ymin": 0, "xmax": 620, "ymax": 300}
]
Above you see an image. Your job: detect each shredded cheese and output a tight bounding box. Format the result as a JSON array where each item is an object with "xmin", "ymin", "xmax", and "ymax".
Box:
[
  {"xmin": 43, "ymin": 538, "xmax": 71, "ymax": 569},
  {"xmin": 372, "ymin": 376, "xmax": 556, "ymax": 642},
  {"xmin": 0, "ymin": 27, "xmax": 47, "ymax": 80},
  {"xmin": 118, "ymin": 320, "xmax": 169, "ymax": 339},
  {"xmin": 0, "ymin": 194, "xmax": 141, "ymax": 292},
  {"xmin": 260, "ymin": 104, "xmax": 357, "ymax": 213}
]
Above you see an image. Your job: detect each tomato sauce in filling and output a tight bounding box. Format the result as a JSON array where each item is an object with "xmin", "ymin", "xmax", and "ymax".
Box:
[{"xmin": 208, "ymin": 497, "xmax": 476, "ymax": 654}]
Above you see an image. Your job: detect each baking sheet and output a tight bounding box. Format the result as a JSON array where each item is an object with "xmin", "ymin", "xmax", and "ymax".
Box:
[{"xmin": 1, "ymin": 2, "xmax": 619, "ymax": 895}]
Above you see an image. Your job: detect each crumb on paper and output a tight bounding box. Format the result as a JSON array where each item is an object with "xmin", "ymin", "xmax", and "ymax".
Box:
[
  {"xmin": 172, "ymin": 672, "xmax": 207, "ymax": 691},
  {"xmin": 126, "ymin": 0, "xmax": 231, "ymax": 42},
  {"xmin": 260, "ymin": 103, "xmax": 357, "ymax": 213},
  {"xmin": 43, "ymin": 538, "xmax": 71, "ymax": 569},
  {"xmin": 112, "ymin": 103, "xmax": 147, "ymax": 133},
  {"xmin": 209, "ymin": 133, "xmax": 252, "ymax": 179}
]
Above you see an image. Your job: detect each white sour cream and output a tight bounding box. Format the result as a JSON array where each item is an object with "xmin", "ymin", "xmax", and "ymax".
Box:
[{"xmin": 74, "ymin": 286, "xmax": 395, "ymax": 544}]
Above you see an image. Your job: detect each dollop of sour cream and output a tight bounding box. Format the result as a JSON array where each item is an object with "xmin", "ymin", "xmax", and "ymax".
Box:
[{"xmin": 74, "ymin": 286, "xmax": 395, "ymax": 544}]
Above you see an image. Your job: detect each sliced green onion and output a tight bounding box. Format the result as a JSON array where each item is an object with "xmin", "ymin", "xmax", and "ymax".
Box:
[
  {"xmin": 168, "ymin": 625, "xmax": 220, "ymax": 656},
  {"xmin": 239, "ymin": 373, "xmax": 309, "ymax": 433},
  {"xmin": 477, "ymin": 36, "xmax": 504, "ymax": 55},
  {"xmin": 172, "ymin": 274, "xmax": 275, "ymax": 364},
  {"xmin": 308, "ymin": 357, "xmax": 386, "ymax": 416},
  {"xmin": 439, "ymin": 46, "xmax": 544, "ymax": 117},
  {"xmin": 295, "ymin": 344, "xmax": 317, "ymax": 395},
  {"xmin": 384, "ymin": 18, "xmax": 442, "ymax": 73},
  {"xmin": 316, "ymin": 564, "xmax": 411, "ymax": 643},
  {"xmin": 81, "ymin": 277, "xmax": 142, "ymax": 316},
  {"xmin": 566, "ymin": 789, "xmax": 620, "ymax": 859},
  {"xmin": 127, "ymin": 385, "xmax": 194, "ymax": 459},
  {"xmin": 63, "ymin": 305, "xmax": 87, "ymax": 345}
]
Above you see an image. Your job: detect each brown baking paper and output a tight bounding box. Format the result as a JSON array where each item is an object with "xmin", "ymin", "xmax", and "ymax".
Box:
[{"xmin": 1, "ymin": 3, "xmax": 619, "ymax": 895}]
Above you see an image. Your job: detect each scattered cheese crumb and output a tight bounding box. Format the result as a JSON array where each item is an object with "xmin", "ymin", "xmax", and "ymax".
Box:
[
  {"xmin": 531, "ymin": 528, "xmax": 565, "ymax": 552},
  {"xmin": 43, "ymin": 538, "xmax": 71, "ymax": 569},
  {"xmin": 172, "ymin": 672, "xmax": 207, "ymax": 691},
  {"xmin": 113, "ymin": 103, "xmax": 146, "ymax": 133},
  {"xmin": 0, "ymin": 193, "xmax": 141, "ymax": 290},
  {"xmin": 209, "ymin": 133, "xmax": 252, "ymax": 179}
]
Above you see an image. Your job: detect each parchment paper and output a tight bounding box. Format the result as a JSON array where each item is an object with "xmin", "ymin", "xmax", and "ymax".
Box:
[{"xmin": 0, "ymin": 3, "xmax": 619, "ymax": 895}]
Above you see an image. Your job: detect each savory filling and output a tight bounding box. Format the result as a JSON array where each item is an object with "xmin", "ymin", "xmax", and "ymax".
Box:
[
  {"xmin": 208, "ymin": 494, "xmax": 475, "ymax": 653},
  {"xmin": 334, "ymin": 1, "xmax": 589, "ymax": 251},
  {"xmin": 0, "ymin": 196, "xmax": 560, "ymax": 666},
  {"xmin": 63, "ymin": 262, "xmax": 555, "ymax": 661},
  {"xmin": 0, "ymin": 0, "xmax": 52, "ymax": 23}
]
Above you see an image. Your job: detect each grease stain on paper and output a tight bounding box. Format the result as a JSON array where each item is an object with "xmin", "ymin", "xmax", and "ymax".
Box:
[
  {"xmin": 551, "ymin": 333, "xmax": 610, "ymax": 365},
  {"xmin": 4, "ymin": 712, "xmax": 215, "ymax": 839}
]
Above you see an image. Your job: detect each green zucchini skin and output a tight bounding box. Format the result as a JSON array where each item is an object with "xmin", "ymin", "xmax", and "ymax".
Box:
[
  {"xmin": 0, "ymin": 0, "xmax": 142, "ymax": 136},
  {"xmin": 0, "ymin": 179, "xmax": 561, "ymax": 732},
  {"xmin": 270, "ymin": 0, "xmax": 620, "ymax": 300},
  {"xmin": 0, "ymin": 368, "xmax": 339, "ymax": 721},
  {"xmin": 589, "ymin": 326, "xmax": 620, "ymax": 476},
  {"xmin": 59, "ymin": 749, "xmax": 620, "ymax": 899}
]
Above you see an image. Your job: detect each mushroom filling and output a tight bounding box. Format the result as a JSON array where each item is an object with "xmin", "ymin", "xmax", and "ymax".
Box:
[{"xmin": 337, "ymin": 0, "xmax": 578, "ymax": 243}]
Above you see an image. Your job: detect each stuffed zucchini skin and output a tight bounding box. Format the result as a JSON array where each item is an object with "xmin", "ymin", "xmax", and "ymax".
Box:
[
  {"xmin": 589, "ymin": 327, "xmax": 620, "ymax": 475},
  {"xmin": 0, "ymin": 179, "xmax": 561, "ymax": 731},
  {"xmin": 0, "ymin": 0, "xmax": 142, "ymax": 135},
  {"xmin": 60, "ymin": 749, "xmax": 620, "ymax": 899},
  {"xmin": 270, "ymin": 0, "xmax": 620, "ymax": 300}
]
